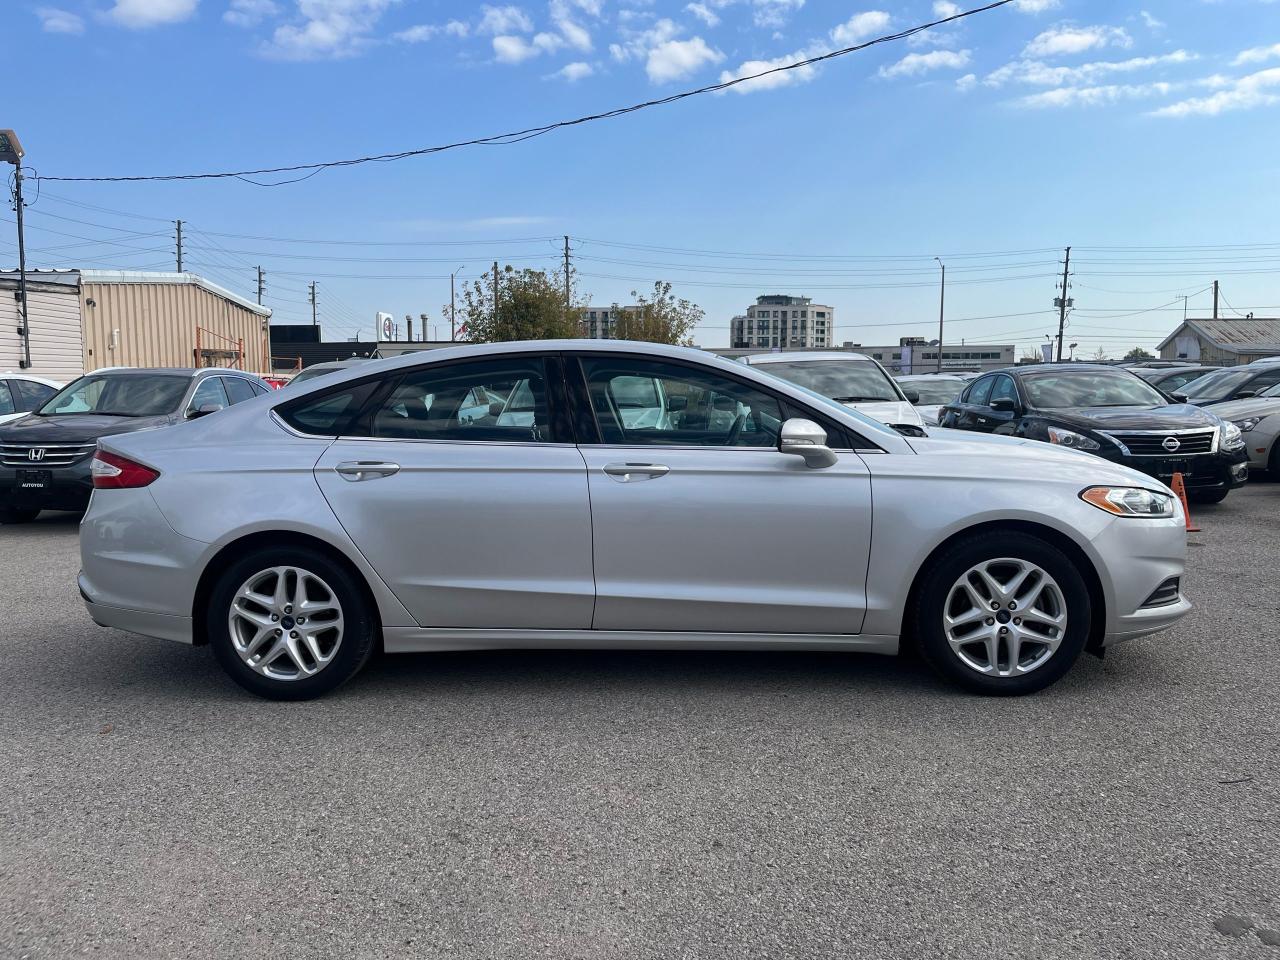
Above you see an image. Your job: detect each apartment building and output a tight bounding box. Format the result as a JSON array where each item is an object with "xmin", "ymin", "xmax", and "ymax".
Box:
[{"xmin": 730, "ymin": 296, "xmax": 833, "ymax": 349}]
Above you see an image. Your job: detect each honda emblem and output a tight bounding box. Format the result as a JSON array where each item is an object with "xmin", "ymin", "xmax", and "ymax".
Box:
[
  {"xmin": 1161, "ymin": 436, "xmax": 1181, "ymax": 452},
  {"xmin": 27, "ymin": 448, "xmax": 46, "ymax": 462}
]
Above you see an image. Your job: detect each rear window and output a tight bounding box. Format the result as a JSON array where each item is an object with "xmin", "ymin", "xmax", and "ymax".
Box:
[{"xmin": 277, "ymin": 379, "xmax": 381, "ymax": 436}]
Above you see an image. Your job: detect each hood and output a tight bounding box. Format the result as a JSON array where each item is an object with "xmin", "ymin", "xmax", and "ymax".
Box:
[
  {"xmin": 907, "ymin": 428, "xmax": 1163, "ymax": 490},
  {"xmin": 1202, "ymin": 396, "xmax": 1280, "ymax": 421},
  {"xmin": 1033, "ymin": 404, "xmax": 1222, "ymax": 432},
  {"xmin": 843, "ymin": 399, "xmax": 923, "ymax": 428},
  {"xmin": 0, "ymin": 412, "xmax": 175, "ymax": 443}
]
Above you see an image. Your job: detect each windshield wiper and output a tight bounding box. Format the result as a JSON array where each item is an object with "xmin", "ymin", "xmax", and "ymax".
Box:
[{"xmin": 832, "ymin": 395, "xmax": 889, "ymax": 403}]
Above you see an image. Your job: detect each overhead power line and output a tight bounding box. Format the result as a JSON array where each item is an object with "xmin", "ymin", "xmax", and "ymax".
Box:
[{"xmin": 33, "ymin": 1, "xmax": 1015, "ymax": 185}]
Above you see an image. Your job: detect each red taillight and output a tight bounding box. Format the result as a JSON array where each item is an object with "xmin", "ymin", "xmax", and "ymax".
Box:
[{"xmin": 91, "ymin": 450, "xmax": 160, "ymax": 489}]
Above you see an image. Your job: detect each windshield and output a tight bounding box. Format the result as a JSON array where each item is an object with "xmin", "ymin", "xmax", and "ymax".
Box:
[
  {"xmin": 37, "ymin": 374, "xmax": 190, "ymax": 417},
  {"xmin": 1262, "ymin": 382, "xmax": 1280, "ymax": 399},
  {"xmin": 1181, "ymin": 368, "xmax": 1254, "ymax": 400},
  {"xmin": 290, "ymin": 366, "xmax": 345, "ymax": 385},
  {"xmin": 1021, "ymin": 370, "xmax": 1168, "ymax": 409},
  {"xmin": 899, "ymin": 379, "xmax": 965, "ymax": 404},
  {"xmin": 753, "ymin": 359, "xmax": 901, "ymax": 403}
]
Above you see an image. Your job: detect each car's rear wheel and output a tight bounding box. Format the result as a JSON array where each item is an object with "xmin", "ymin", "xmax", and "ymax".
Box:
[
  {"xmin": 0, "ymin": 507, "xmax": 40, "ymax": 525},
  {"xmin": 913, "ymin": 531, "xmax": 1091, "ymax": 695},
  {"xmin": 207, "ymin": 547, "xmax": 377, "ymax": 700}
]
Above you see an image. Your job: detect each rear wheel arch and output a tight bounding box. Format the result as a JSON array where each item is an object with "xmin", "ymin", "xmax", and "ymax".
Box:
[
  {"xmin": 191, "ymin": 531, "xmax": 381, "ymax": 648},
  {"xmin": 902, "ymin": 519, "xmax": 1107, "ymax": 655}
]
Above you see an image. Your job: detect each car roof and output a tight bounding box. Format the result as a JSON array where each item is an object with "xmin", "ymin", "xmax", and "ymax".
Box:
[
  {"xmin": 304, "ymin": 359, "xmax": 372, "ymax": 370},
  {"xmin": 994, "ymin": 363, "xmax": 1136, "ymax": 377},
  {"xmin": 897, "ymin": 374, "xmax": 968, "ymax": 381},
  {"xmin": 79, "ymin": 367, "xmax": 259, "ymax": 378},
  {"xmin": 743, "ymin": 351, "xmax": 874, "ymax": 364}
]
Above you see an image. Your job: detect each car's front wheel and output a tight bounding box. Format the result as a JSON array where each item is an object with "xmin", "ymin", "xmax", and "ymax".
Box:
[
  {"xmin": 207, "ymin": 547, "xmax": 377, "ymax": 700},
  {"xmin": 913, "ymin": 531, "xmax": 1091, "ymax": 695}
]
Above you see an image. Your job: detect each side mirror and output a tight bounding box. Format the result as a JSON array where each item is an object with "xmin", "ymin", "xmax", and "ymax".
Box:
[
  {"xmin": 666, "ymin": 395, "xmax": 688, "ymax": 412},
  {"xmin": 779, "ymin": 418, "xmax": 838, "ymax": 469},
  {"xmin": 1172, "ymin": 392, "xmax": 1190, "ymax": 403},
  {"xmin": 990, "ymin": 397, "xmax": 1018, "ymax": 414},
  {"xmin": 187, "ymin": 403, "xmax": 223, "ymax": 419},
  {"xmin": 1235, "ymin": 390, "xmax": 1257, "ymax": 400},
  {"xmin": 903, "ymin": 389, "xmax": 921, "ymax": 405}
]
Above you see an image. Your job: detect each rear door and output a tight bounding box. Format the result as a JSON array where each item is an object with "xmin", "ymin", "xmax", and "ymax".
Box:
[
  {"xmin": 311, "ymin": 355, "xmax": 594, "ymax": 629},
  {"xmin": 945, "ymin": 376, "xmax": 995, "ymax": 431}
]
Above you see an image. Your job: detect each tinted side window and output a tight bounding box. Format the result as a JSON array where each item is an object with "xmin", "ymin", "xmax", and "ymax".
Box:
[
  {"xmin": 1250, "ymin": 368, "xmax": 1280, "ymax": 391},
  {"xmin": 990, "ymin": 375, "xmax": 1019, "ymax": 406},
  {"xmin": 278, "ymin": 379, "xmax": 381, "ymax": 436},
  {"xmin": 366, "ymin": 358, "xmax": 552, "ymax": 443},
  {"xmin": 224, "ymin": 377, "xmax": 257, "ymax": 405},
  {"xmin": 11, "ymin": 380, "xmax": 55, "ymax": 410},
  {"xmin": 0, "ymin": 382, "xmax": 14, "ymax": 415},
  {"xmin": 249, "ymin": 381, "xmax": 270, "ymax": 396},
  {"xmin": 188, "ymin": 377, "xmax": 229, "ymax": 413},
  {"xmin": 966, "ymin": 377, "xmax": 995, "ymax": 407},
  {"xmin": 580, "ymin": 356, "xmax": 784, "ymax": 447}
]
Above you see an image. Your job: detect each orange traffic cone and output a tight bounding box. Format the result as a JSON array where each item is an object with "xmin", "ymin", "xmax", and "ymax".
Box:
[{"xmin": 1170, "ymin": 472, "xmax": 1200, "ymax": 533}]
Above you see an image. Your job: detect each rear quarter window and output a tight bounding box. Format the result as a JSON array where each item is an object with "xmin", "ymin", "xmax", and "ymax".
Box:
[{"xmin": 277, "ymin": 379, "xmax": 382, "ymax": 436}]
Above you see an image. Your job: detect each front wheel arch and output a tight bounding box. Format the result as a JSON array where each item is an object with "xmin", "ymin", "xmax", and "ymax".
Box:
[
  {"xmin": 902, "ymin": 519, "xmax": 1107, "ymax": 656},
  {"xmin": 191, "ymin": 531, "xmax": 382, "ymax": 648}
]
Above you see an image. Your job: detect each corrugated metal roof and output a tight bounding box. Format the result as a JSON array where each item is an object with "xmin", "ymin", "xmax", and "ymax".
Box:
[
  {"xmin": 80, "ymin": 271, "xmax": 272, "ymax": 318},
  {"xmin": 1158, "ymin": 318, "xmax": 1280, "ymax": 353}
]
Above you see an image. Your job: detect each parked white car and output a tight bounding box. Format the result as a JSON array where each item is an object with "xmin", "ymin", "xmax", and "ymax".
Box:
[
  {"xmin": 0, "ymin": 373, "xmax": 61, "ymax": 426},
  {"xmin": 742, "ymin": 352, "xmax": 927, "ymax": 435},
  {"xmin": 79, "ymin": 340, "xmax": 1190, "ymax": 701}
]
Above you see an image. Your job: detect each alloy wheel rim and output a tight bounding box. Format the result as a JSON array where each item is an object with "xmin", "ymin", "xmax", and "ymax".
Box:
[
  {"xmin": 943, "ymin": 557, "xmax": 1067, "ymax": 678},
  {"xmin": 228, "ymin": 566, "xmax": 344, "ymax": 681}
]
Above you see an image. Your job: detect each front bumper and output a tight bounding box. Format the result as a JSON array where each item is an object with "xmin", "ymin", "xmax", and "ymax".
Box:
[
  {"xmin": 1103, "ymin": 448, "xmax": 1250, "ymax": 493},
  {"xmin": 1092, "ymin": 514, "xmax": 1193, "ymax": 647},
  {"xmin": 0, "ymin": 462, "xmax": 94, "ymax": 512}
]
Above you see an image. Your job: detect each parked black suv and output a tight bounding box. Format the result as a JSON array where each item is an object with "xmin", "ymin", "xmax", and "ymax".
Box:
[
  {"xmin": 0, "ymin": 367, "xmax": 270, "ymax": 523},
  {"xmin": 939, "ymin": 364, "xmax": 1249, "ymax": 503},
  {"xmin": 1178, "ymin": 361, "xmax": 1280, "ymax": 407}
]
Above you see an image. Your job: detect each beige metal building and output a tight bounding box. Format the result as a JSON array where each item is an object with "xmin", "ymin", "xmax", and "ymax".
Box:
[
  {"xmin": 1158, "ymin": 318, "xmax": 1280, "ymax": 366},
  {"xmin": 0, "ymin": 270, "xmax": 270, "ymax": 379}
]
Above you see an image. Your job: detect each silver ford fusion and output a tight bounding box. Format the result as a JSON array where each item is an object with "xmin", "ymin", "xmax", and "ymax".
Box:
[{"xmin": 79, "ymin": 340, "xmax": 1191, "ymax": 700}]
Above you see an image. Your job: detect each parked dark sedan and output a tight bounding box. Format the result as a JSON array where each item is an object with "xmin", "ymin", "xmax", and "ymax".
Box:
[
  {"xmin": 0, "ymin": 367, "xmax": 270, "ymax": 523},
  {"xmin": 1178, "ymin": 361, "xmax": 1280, "ymax": 407},
  {"xmin": 1134, "ymin": 365, "xmax": 1220, "ymax": 395},
  {"xmin": 939, "ymin": 364, "xmax": 1249, "ymax": 503}
]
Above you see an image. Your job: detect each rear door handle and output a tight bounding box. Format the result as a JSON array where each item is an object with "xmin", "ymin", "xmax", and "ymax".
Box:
[
  {"xmin": 335, "ymin": 460, "xmax": 400, "ymax": 482},
  {"xmin": 603, "ymin": 462, "xmax": 670, "ymax": 482}
]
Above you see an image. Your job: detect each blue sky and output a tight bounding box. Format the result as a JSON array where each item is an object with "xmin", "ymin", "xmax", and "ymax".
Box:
[{"xmin": 6, "ymin": 0, "xmax": 1280, "ymax": 355}]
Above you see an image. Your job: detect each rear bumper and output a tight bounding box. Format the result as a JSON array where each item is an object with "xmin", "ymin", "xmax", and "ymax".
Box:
[{"xmin": 81, "ymin": 577, "xmax": 195, "ymax": 644}]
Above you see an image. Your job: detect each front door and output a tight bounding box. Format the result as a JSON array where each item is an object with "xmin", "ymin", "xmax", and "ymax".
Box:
[
  {"xmin": 571, "ymin": 354, "xmax": 873, "ymax": 635},
  {"xmin": 312, "ymin": 356, "xmax": 594, "ymax": 630}
]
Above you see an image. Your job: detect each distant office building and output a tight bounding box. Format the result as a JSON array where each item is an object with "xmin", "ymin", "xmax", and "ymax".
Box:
[
  {"xmin": 845, "ymin": 339, "xmax": 1015, "ymax": 374},
  {"xmin": 579, "ymin": 305, "xmax": 641, "ymax": 339},
  {"xmin": 730, "ymin": 296, "xmax": 833, "ymax": 349}
]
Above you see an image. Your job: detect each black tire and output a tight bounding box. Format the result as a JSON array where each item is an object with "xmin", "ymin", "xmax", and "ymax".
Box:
[
  {"xmin": 1269, "ymin": 442, "xmax": 1280, "ymax": 481},
  {"xmin": 207, "ymin": 546, "xmax": 378, "ymax": 701},
  {"xmin": 1189, "ymin": 488, "xmax": 1229, "ymax": 505},
  {"xmin": 912, "ymin": 530, "xmax": 1091, "ymax": 696},
  {"xmin": 0, "ymin": 507, "xmax": 40, "ymax": 525}
]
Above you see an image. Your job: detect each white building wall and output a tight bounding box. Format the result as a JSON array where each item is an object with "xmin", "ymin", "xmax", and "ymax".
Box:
[{"xmin": 0, "ymin": 282, "xmax": 85, "ymax": 382}]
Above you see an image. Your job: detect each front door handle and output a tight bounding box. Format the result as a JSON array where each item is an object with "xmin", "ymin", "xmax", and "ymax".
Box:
[
  {"xmin": 335, "ymin": 460, "xmax": 400, "ymax": 482},
  {"xmin": 603, "ymin": 462, "xmax": 670, "ymax": 482}
]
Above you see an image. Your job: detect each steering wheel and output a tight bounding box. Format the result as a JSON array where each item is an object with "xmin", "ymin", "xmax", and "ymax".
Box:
[{"xmin": 724, "ymin": 412, "xmax": 747, "ymax": 446}]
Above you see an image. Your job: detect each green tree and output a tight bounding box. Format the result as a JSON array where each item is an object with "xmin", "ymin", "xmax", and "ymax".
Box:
[
  {"xmin": 610, "ymin": 281, "xmax": 704, "ymax": 346},
  {"xmin": 1124, "ymin": 346, "xmax": 1155, "ymax": 361},
  {"xmin": 452, "ymin": 265, "xmax": 585, "ymax": 343}
]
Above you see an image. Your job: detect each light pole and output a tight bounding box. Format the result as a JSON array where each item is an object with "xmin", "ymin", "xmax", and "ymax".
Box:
[
  {"xmin": 450, "ymin": 265, "xmax": 466, "ymax": 341},
  {"xmin": 1, "ymin": 130, "xmax": 31, "ymax": 370},
  {"xmin": 1069, "ymin": 342, "xmax": 1078, "ymax": 362},
  {"xmin": 934, "ymin": 257, "xmax": 945, "ymax": 373}
]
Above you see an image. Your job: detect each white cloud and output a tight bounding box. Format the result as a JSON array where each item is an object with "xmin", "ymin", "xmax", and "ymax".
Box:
[
  {"xmin": 686, "ymin": 2, "xmax": 718, "ymax": 27},
  {"xmin": 646, "ymin": 35, "xmax": 723, "ymax": 82},
  {"xmin": 1233, "ymin": 42, "xmax": 1280, "ymax": 66},
  {"xmin": 830, "ymin": 10, "xmax": 891, "ymax": 46},
  {"xmin": 1012, "ymin": 0, "xmax": 1059, "ymax": 11},
  {"xmin": 610, "ymin": 17, "xmax": 680, "ymax": 62},
  {"xmin": 107, "ymin": 0, "xmax": 198, "ymax": 27},
  {"xmin": 1019, "ymin": 81, "xmax": 1171, "ymax": 108},
  {"xmin": 552, "ymin": 60, "xmax": 594, "ymax": 80},
  {"xmin": 932, "ymin": 1, "xmax": 960, "ymax": 17},
  {"xmin": 1139, "ymin": 10, "xmax": 1164, "ymax": 29},
  {"xmin": 955, "ymin": 72, "xmax": 977, "ymax": 91},
  {"xmin": 718, "ymin": 48, "xmax": 817, "ymax": 92},
  {"xmin": 984, "ymin": 50, "xmax": 1197, "ymax": 87},
  {"xmin": 751, "ymin": 0, "xmax": 803, "ymax": 29},
  {"xmin": 36, "ymin": 6, "xmax": 85, "ymax": 32},
  {"xmin": 1150, "ymin": 66, "xmax": 1280, "ymax": 117},
  {"xmin": 492, "ymin": 31, "xmax": 564, "ymax": 62},
  {"xmin": 1023, "ymin": 24, "xmax": 1132, "ymax": 58},
  {"xmin": 394, "ymin": 23, "xmax": 437, "ymax": 42},
  {"xmin": 879, "ymin": 48, "xmax": 971, "ymax": 78},
  {"xmin": 551, "ymin": 0, "xmax": 592, "ymax": 51},
  {"xmin": 263, "ymin": 0, "xmax": 395, "ymax": 59},
  {"xmin": 224, "ymin": 0, "xmax": 278, "ymax": 26},
  {"xmin": 479, "ymin": 4, "xmax": 532, "ymax": 34}
]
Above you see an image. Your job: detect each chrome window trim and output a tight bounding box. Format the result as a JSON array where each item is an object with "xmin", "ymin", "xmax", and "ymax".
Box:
[{"xmin": 270, "ymin": 410, "xmax": 575, "ymax": 447}]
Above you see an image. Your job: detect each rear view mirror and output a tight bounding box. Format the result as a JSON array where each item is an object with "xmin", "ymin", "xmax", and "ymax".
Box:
[{"xmin": 779, "ymin": 418, "xmax": 838, "ymax": 469}]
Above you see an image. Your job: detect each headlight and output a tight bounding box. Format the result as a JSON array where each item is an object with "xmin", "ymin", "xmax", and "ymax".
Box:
[
  {"xmin": 1221, "ymin": 421, "xmax": 1245, "ymax": 450},
  {"xmin": 1047, "ymin": 426, "xmax": 1101, "ymax": 451},
  {"xmin": 1232, "ymin": 417, "xmax": 1263, "ymax": 433},
  {"xmin": 1081, "ymin": 486, "xmax": 1176, "ymax": 518}
]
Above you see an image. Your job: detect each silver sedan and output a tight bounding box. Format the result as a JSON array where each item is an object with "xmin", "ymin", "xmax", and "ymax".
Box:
[{"xmin": 79, "ymin": 340, "xmax": 1191, "ymax": 700}]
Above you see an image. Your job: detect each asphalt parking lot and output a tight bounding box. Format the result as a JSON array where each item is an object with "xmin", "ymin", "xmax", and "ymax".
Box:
[{"xmin": 2, "ymin": 484, "xmax": 1279, "ymax": 960}]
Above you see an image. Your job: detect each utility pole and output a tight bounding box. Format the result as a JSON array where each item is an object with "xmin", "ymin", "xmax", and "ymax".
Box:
[
  {"xmin": 1055, "ymin": 246, "xmax": 1072, "ymax": 362},
  {"xmin": 1213, "ymin": 280, "xmax": 1219, "ymax": 321},
  {"xmin": 563, "ymin": 235, "xmax": 572, "ymax": 325},
  {"xmin": 493, "ymin": 261, "xmax": 500, "ymax": 332},
  {"xmin": 2, "ymin": 130, "xmax": 33, "ymax": 369},
  {"xmin": 308, "ymin": 281, "xmax": 317, "ymax": 327},
  {"xmin": 934, "ymin": 257, "xmax": 945, "ymax": 373},
  {"xmin": 175, "ymin": 220, "xmax": 184, "ymax": 273},
  {"xmin": 255, "ymin": 266, "xmax": 265, "ymax": 305},
  {"xmin": 450, "ymin": 266, "xmax": 465, "ymax": 341}
]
